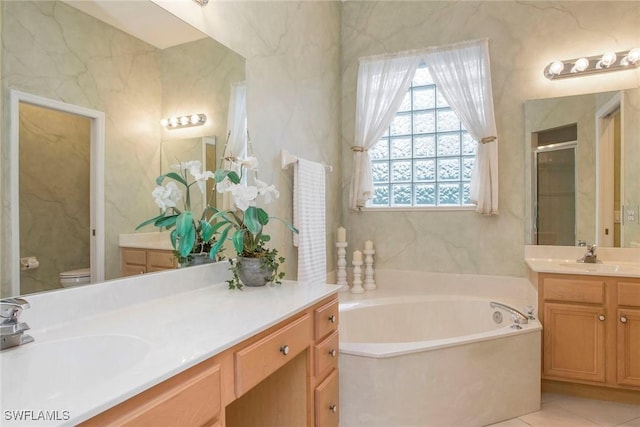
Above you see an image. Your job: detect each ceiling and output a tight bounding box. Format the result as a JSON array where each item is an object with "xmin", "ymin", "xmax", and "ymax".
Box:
[{"xmin": 62, "ymin": 0, "xmax": 207, "ymax": 49}]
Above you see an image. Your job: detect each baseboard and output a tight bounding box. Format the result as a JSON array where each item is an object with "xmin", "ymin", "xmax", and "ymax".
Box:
[{"xmin": 542, "ymin": 380, "xmax": 640, "ymax": 405}]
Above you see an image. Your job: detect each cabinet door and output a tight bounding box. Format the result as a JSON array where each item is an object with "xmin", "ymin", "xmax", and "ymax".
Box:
[
  {"xmin": 147, "ymin": 249, "xmax": 177, "ymax": 272},
  {"xmin": 543, "ymin": 303, "xmax": 606, "ymax": 383},
  {"xmin": 617, "ymin": 308, "xmax": 640, "ymax": 387},
  {"xmin": 315, "ymin": 369, "xmax": 339, "ymax": 427}
]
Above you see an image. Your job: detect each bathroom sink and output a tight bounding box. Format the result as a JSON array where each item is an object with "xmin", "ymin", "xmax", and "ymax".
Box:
[
  {"xmin": 1, "ymin": 334, "xmax": 149, "ymax": 403},
  {"xmin": 557, "ymin": 262, "xmax": 621, "ymax": 273}
]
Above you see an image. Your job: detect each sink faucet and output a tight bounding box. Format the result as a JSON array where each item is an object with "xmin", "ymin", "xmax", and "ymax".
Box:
[
  {"xmin": 1, "ymin": 298, "xmax": 34, "ymax": 350},
  {"xmin": 578, "ymin": 244, "xmax": 598, "ymax": 264}
]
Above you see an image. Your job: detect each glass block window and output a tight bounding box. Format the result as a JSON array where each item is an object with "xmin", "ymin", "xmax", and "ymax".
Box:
[{"xmin": 370, "ymin": 65, "xmax": 476, "ymax": 208}]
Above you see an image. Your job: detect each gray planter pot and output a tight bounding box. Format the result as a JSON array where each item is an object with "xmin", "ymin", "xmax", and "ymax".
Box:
[
  {"xmin": 237, "ymin": 256, "xmax": 273, "ymax": 287},
  {"xmin": 180, "ymin": 253, "xmax": 216, "ymax": 268}
]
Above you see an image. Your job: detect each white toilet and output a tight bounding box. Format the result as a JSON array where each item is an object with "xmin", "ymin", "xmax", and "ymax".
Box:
[{"xmin": 59, "ymin": 268, "xmax": 91, "ymax": 288}]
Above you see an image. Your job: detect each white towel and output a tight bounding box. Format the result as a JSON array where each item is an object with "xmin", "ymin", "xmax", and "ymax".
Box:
[{"xmin": 293, "ymin": 158, "xmax": 326, "ymax": 285}]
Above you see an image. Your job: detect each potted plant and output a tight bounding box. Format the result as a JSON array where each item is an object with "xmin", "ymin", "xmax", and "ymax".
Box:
[
  {"xmin": 208, "ymin": 156, "xmax": 298, "ymax": 289},
  {"xmin": 136, "ymin": 160, "xmax": 221, "ymax": 266}
]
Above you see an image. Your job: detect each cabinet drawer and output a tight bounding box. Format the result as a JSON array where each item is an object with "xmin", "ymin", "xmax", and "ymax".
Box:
[
  {"xmin": 122, "ymin": 248, "xmax": 147, "ymax": 266},
  {"xmin": 147, "ymin": 250, "xmax": 176, "ymax": 270},
  {"xmin": 315, "ymin": 331, "xmax": 339, "ymax": 377},
  {"xmin": 315, "ymin": 369, "xmax": 339, "ymax": 427},
  {"xmin": 315, "ymin": 298, "xmax": 338, "ymax": 340},
  {"xmin": 235, "ymin": 313, "xmax": 312, "ymax": 396},
  {"xmin": 81, "ymin": 361, "xmax": 221, "ymax": 427},
  {"xmin": 543, "ymin": 277, "xmax": 605, "ymax": 304},
  {"xmin": 618, "ymin": 282, "xmax": 640, "ymax": 307},
  {"xmin": 121, "ymin": 265, "xmax": 147, "ymax": 277}
]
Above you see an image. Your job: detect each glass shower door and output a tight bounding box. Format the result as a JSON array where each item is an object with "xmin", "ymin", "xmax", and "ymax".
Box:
[{"xmin": 535, "ymin": 143, "xmax": 577, "ymax": 246}]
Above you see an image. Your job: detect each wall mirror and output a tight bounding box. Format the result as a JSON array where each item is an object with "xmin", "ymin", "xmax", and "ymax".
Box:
[
  {"xmin": 2, "ymin": 0, "xmax": 246, "ymax": 297},
  {"xmin": 524, "ymin": 87, "xmax": 640, "ymax": 248}
]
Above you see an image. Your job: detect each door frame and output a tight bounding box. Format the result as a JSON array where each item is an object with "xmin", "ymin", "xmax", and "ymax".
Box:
[
  {"xmin": 9, "ymin": 90, "xmax": 105, "ymax": 295},
  {"xmin": 595, "ymin": 92, "xmax": 622, "ymax": 247}
]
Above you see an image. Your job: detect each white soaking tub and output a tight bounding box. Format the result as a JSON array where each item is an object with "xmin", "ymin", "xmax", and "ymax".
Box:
[{"xmin": 338, "ymin": 271, "xmax": 542, "ymax": 427}]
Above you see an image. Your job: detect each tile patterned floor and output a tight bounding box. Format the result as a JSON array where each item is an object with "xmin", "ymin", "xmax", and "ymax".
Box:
[{"xmin": 488, "ymin": 393, "xmax": 640, "ymax": 427}]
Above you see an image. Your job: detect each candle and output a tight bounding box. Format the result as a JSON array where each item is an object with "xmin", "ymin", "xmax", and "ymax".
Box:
[
  {"xmin": 337, "ymin": 226, "xmax": 346, "ymax": 242},
  {"xmin": 353, "ymin": 250, "xmax": 362, "ymax": 262},
  {"xmin": 364, "ymin": 240, "xmax": 374, "ymax": 250}
]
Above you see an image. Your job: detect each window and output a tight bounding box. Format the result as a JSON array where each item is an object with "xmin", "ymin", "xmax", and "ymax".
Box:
[{"xmin": 369, "ymin": 65, "xmax": 476, "ymax": 208}]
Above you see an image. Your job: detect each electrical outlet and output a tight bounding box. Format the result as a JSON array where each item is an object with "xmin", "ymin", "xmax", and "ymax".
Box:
[{"xmin": 624, "ymin": 205, "xmax": 640, "ymax": 224}]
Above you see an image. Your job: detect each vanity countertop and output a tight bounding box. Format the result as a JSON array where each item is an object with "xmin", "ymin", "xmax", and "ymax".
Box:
[
  {"xmin": 525, "ymin": 245, "xmax": 640, "ymax": 278},
  {"xmin": 118, "ymin": 231, "xmax": 174, "ymax": 250},
  {"xmin": 0, "ymin": 262, "xmax": 339, "ymax": 426}
]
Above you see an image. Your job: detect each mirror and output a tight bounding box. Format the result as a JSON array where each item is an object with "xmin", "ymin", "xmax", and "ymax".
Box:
[
  {"xmin": 2, "ymin": 0, "xmax": 246, "ymax": 296},
  {"xmin": 524, "ymin": 88, "xmax": 640, "ymax": 248}
]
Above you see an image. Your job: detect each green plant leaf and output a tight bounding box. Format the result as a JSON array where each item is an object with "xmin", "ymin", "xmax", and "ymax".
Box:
[
  {"xmin": 170, "ymin": 229, "xmax": 177, "ymax": 249},
  {"xmin": 244, "ymin": 207, "xmax": 262, "ymax": 235},
  {"xmin": 136, "ymin": 213, "xmax": 166, "ymax": 230},
  {"xmin": 154, "ymin": 214, "xmax": 178, "ymax": 228},
  {"xmin": 256, "ymin": 208, "xmax": 269, "ymax": 225},
  {"xmin": 156, "ymin": 172, "xmax": 188, "ymax": 187},
  {"xmin": 179, "ymin": 225, "xmax": 196, "ymax": 257},
  {"xmin": 261, "ymin": 234, "xmax": 271, "ymax": 242},
  {"xmin": 210, "ymin": 221, "xmax": 228, "ymax": 234},
  {"xmin": 270, "ymin": 216, "xmax": 299, "ymax": 234},
  {"xmin": 209, "ymin": 225, "xmax": 232, "ymax": 259},
  {"xmin": 200, "ymin": 220, "xmax": 213, "ymax": 242},
  {"xmin": 214, "ymin": 170, "xmax": 241, "ymax": 185},
  {"xmin": 232, "ymin": 229, "xmax": 245, "ymax": 253},
  {"xmin": 175, "ymin": 212, "xmax": 196, "ymax": 257}
]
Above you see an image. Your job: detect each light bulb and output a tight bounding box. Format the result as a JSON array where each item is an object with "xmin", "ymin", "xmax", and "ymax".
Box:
[
  {"xmin": 160, "ymin": 118, "xmax": 169, "ymax": 127},
  {"xmin": 548, "ymin": 61, "xmax": 564, "ymax": 76},
  {"xmin": 169, "ymin": 117, "xmax": 179, "ymax": 127},
  {"xmin": 180, "ymin": 116, "xmax": 189, "ymax": 126},
  {"xmin": 190, "ymin": 114, "xmax": 200, "ymax": 124},
  {"xmin": 625, "ymin": 48, "xmax": 640, "ymax": 65},
  {"xmin": 571, "ymin": 57, "xmax": 589, "ymax": 73},
  {"xmin": 596, "ymin": 52, "xmax": 616, "ymax": 69}
]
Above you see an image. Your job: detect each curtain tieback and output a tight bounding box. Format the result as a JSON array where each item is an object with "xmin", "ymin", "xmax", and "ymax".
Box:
[
  {"xmin": 480, "ymin": 136, "xmax": 496, "ymax": 144},
  {"xmin": 351, "ymin": 146, "xmax": 367, "ymax": 152}
]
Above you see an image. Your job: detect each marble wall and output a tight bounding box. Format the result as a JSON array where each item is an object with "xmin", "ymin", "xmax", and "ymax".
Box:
[
  {"xmin": 621, "ymin": 88, "xmax": 640, "ymax": 246},
  {"xmin": 19, "ymin": 104, "xmax": 91, "ymax": 294},
  {"xmin": 340, "ymin": 1, "xmax": 639, "ymax": 277}
]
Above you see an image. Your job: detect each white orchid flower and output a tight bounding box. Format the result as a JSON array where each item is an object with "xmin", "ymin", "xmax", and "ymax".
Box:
[
  {"xmin": 192, "ymin": 170, "xmax": 215, "ymax": 194},
  {"xmin": 255, "ymin": 179, "xmax": 280, "ymax": 204},
  {"xmin": 152, "ymin": 181, "xmax": 182, "ymax": 211},
  {"xmin": 170, "ymin": 160, "xmax": 202, "ymax": 173},
  {"xmin": 216, "ymin": 176, "xmax": 233, "ymax": 194},
  {"xmin": 230, "ymin": 184, "xmax": 258, "ymax": 211},
  {"xmin": 240, "ymin": 156, "xmax": 259, "ymax": 170}
]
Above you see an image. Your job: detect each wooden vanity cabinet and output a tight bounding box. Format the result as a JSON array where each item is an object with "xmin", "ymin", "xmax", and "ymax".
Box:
[
  {"xmin": 539, "ymin": 273, "xmax": 640, "ymax": 395},
  {"xmin": 120, "ymin": 247, "xmax": 177, "ymax": 277},
  {"xmin": 83, "ymin": 294, "xmax": 339, "ymax": 427}
]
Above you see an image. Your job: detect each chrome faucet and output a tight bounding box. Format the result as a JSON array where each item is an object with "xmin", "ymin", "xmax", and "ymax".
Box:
[
  {"xmin": 1, "ymin": 298, "xmax": 34, "ymax": 350},
  {"xmin": 490, "ymin": 301, "xmax": 529, "ymax": 326},
  {"xmin": 578, "ymin": 244, "xmax": 598, "ymax": 264}
]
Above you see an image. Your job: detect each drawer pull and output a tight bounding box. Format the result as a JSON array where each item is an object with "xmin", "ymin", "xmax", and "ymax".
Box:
[
  {"xmin": 280, "ymin": 345, "xmax": 290, "ymax": 355},
  {"xmin": 328, "ymin": 349, "xmax": 337, "ymax": 357},
  {"xmin": 329, "ymin": 404, "xmax": 337, "ymax": 413},
  {"xmin": 621, "ymin": 316, "xmax": 628, "ymax": 324},
  {"xmin": 598, "ymin": 315, "xmax": 605, "ymax": 321},
  {"xmin": 328, "ymin": 314, "xmax": 336, "ymax": 323}
]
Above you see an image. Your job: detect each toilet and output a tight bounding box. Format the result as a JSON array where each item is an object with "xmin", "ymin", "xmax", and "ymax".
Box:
[{"xmin": 59, "ymin": 268, "xmax": 91, "ymax": 288}]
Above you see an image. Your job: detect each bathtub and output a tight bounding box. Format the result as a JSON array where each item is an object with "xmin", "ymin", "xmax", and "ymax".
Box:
[{"xmin": 338, "ymin": 271, "xmax": 542, "ymax": 427}]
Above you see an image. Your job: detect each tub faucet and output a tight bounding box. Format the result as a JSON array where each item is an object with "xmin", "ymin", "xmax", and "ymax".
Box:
[
  {"xmin": 1, "ymin": 298, "xmax": 34, "ymax": 350},
  {"xmin": 577, "ymin": 244, "xmax": 598, "ymax": 264},
  {"xmin": 490, "ymin": 301, "xmax": 528, "ymax": 325}
]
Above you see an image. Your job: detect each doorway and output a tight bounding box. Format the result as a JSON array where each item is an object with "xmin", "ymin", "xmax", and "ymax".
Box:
[{"xmin": 9, "ymin": 90, "xmax": 105, "ymax": 296}]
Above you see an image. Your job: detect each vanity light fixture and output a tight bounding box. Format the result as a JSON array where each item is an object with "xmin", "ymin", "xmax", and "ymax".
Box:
[
  {"xmin": 160, "ymin": 113, "xmax": 207, "ymax": 130},
  {"xmin": 544, "ymin": 48, "xmax": 640, "ymax": 80}
]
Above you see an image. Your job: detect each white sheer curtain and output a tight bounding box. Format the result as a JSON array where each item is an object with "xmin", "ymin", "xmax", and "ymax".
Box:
[
  {"xmin": 349, "ymin": 55, "xmax": 421, "ymax": 209},
  {"xmin": 222, "ymin": 81, "xmax": 247, "ymax": 209},
  {"xmin": 423, "ymin": 39, "xmax": 499, "ymax": 215}
]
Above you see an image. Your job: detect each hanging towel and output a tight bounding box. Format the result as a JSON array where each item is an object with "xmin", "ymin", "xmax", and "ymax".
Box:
[{"xmin": 293, "ymin": 158, "xmax": 326, "ymax": 285}]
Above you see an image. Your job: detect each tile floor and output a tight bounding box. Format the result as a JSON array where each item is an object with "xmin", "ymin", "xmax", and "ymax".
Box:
[{"xmin": 488, "ymin": 393, "xmax": 640, "ymax": 427}]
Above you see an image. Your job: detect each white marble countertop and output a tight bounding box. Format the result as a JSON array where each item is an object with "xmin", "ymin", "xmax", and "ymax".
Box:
[
  {"xmin": 525, "ymin": 245, "xmax": 640, "ymax": 278},
  {"xmin": 0, "ymin": 262, "xmax": 339, "ymax": 426}
]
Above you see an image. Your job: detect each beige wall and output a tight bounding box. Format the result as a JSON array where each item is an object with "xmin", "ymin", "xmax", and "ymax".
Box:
[
  {"xmin": 340, "ymin": 1, "xmax": 639, "ymax": 277},
  {"xmin": 19, "ymin": 104, "xmax": 91, "ymax": 294},
  {"xmin": 621, "ymin": 88, "xmax": 640, "ymax": 246}
]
